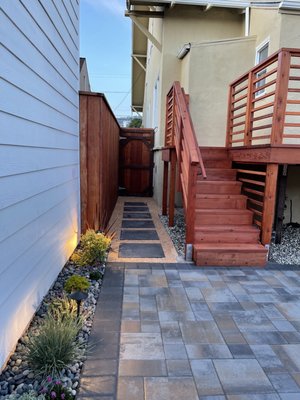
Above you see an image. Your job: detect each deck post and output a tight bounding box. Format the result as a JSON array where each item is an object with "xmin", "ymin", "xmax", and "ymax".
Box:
[
  {"xmin": 226, "ymin": 84, "xmax": 234, "ymax": 148},
  {"xmin": 271, "ymin": 50, "xmax": 290, "ymax": 145},
  {"xmin": 275, "ymin": 164, "xmax": 288, "ymax": 243},
  {"xmin": 261, "ymin": 163, "xmax": 279, "ymax": 245},
  {"xmin": 168, "ymin": 148, "xmax": 176, "ymax": 226},
  {"xmin": 162, "ymin": 161, "xmax": 169, "ymax": 216}
]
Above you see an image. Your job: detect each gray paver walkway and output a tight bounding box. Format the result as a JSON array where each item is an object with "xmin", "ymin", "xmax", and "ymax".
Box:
[{"xmin": 78, "ymin": 263, "xmax": 300, "ymax": 400}]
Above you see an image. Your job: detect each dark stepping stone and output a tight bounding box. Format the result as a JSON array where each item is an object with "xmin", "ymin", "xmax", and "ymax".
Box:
[
  {"xmin": 124, "ymin": 202, "xmax": 147, "ymax": 206},
  {"xmin": 122, "ymin": 220, "xmax": 155, "ymax": 229},
  {"xmin": 119, "ymin": 243, "xmax": 165, "ymax": 258},
  {"xmin": 124, "ymin": 206, "xmax": 149, "ymax": 212},
  {"xmin": 123, "ymin": 213, "xmax": 152, "ymax": 219},
  {"xmin": 120, "ymin": 230, "xmax": 159, "ymax": 240}
]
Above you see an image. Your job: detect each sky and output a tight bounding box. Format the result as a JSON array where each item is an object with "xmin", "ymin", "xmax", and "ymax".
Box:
[{"xmin": 80, "ymin": 0, "xmax": 132, "ymax": 118}]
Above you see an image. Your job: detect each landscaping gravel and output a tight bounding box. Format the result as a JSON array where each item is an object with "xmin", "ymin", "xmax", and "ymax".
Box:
[
  {"xmin": 269, "ymin": 225, "xmax": 300, "ymax": 265},
  {"xmin": 0, "ymin": 259, "xmax": 106, "ymax": 399},
  {"xmin": 160, "ymin": 209, "xmax": 185, "ymax": 257}
]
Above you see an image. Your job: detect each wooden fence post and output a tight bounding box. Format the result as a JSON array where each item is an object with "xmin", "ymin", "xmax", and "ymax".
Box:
[
  {"xmin": 168, "ymin": 149, "xmax": 176, "ymax": 227},
  {"xmin": 261, "ymin": 164, "xmax": 279, "ymax": 244},
  {"xmin": 162, "ymin": 161, "xmax": 169, "ymax": 216},
  {"xmin": 185, "ymin": 164, "xmax": 197, "ymax": 246}
]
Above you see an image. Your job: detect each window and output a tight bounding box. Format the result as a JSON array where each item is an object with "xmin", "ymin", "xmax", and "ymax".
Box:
[{"xmin": 256, "ymin": 41, "xmax": 269, "ymax": 96}]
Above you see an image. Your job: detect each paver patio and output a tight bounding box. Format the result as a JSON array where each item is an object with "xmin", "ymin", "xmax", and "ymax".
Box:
[{"xmin": 78, "ymin": 262, "xmax": 300, "ymax": 400}]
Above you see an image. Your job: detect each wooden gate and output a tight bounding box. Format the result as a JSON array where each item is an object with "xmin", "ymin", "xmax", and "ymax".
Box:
[{"xmin": 119, "ymin": 128, "xmax": 154, "ymax": 196}]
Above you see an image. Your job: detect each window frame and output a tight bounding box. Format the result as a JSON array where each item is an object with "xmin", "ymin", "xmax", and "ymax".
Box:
[{"xmin": 255, "ymin": 39, "xmax": 270, "ymax": 97}]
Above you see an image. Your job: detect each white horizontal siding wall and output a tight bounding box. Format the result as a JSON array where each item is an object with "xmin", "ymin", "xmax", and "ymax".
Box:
[{"xmin": 0, "ymin": 0, "xmax": 80, "ymax": 369}]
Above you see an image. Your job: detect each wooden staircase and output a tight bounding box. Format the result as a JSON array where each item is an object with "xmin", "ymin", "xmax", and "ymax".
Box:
[
  {"xmin": 193, "ymin": 148, "xmax": 268, "ymax": 267},
  {"xmin": 162, "ymin": 82, "xmax": 268, "ymax": 267}
]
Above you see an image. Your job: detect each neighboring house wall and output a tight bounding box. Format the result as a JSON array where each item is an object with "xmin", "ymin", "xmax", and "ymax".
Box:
[
  {"xmin": 280, "ymin": 12, "xmax": 300, "ymax": 48},
  {"xmin": 143, "ymin": 17, "xmax": 163, "ymax": 129},
  {"xmin": 143, "ymin": 6, "xmax": 246, "ymax": 204},
  {"xmin": 249, "ymin": 9, "xmax": 281, "ymax": 54},
  {"xmin": 185, "ymin": 37, "xmax": 256, "ymax": 147},
  {"xmin": 144, "ymin": 6, "xmax": 245, "ymax": 144},
  {"xmin": 0, "ymin": 0, "xmax": 80, "ymax": 369},
  {"xmin": 80, "ymin": 58, "xmax": 91, "ymax": 91}
]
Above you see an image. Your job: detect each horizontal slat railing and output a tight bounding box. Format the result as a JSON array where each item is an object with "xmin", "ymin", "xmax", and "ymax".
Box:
[
  {"xmin": 234, "ymin": 163, "xmax": 267, "ymax": 229},
  {"xmin": 227, "ymin": 48, "xmax": 300, "ymax": 148},
  {"xmin": 165, "ymin": 82, "xmax": 206, "ymax": 245}
]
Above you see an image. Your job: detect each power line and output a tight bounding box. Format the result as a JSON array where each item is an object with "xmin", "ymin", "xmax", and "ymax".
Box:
[
  {"xmin": 104, "ymin": 91, "xmax": 129, "ymax": 94},
  {"xmin": 113, "ymin": 69, "xmax": 144, "ymax": 112}
]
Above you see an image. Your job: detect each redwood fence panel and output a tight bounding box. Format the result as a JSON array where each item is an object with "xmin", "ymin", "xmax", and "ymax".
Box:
[{"xmin": 80, "ymin": 92, "xmax": 119, "ymax": 233}]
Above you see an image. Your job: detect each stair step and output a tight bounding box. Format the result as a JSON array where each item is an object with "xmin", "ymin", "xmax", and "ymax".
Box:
[
  {"xmin": 194, "ymin": 224, "xmax": 260, "ymax": 243},
  {"xmin": 200, "ymin": 147, "xmax": 229, "ymax": 160},
  {"xmin": 195, "ymin": 209, "xmax": 253, "ymax": 225},
  {"xmin": 196, "ymin": 194, "xmax": 247, "ymax": 209},
  {"xmin": 194, "ymin": 243, "xmax": 268, "ymax": 267},
  {"xmin": 198, "ymin": 168, "xmax": 237, "ymax": 181},
  {"xmin": 197, "ymin": 181, "xmax": 242, "ymax": 194},
  {"xmin": 204, "ymin": 159, "xmax": 232, "ymax": 168}
]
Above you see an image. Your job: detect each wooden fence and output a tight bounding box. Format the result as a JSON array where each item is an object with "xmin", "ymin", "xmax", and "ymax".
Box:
[{"xmin": 80, "ymin": 92, "xmax": 119, "ymax": 233}]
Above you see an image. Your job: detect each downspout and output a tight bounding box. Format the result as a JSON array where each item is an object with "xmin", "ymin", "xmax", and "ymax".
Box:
[{"xmin": 245, "ymin": 6, "xmax": 250, "ymax": 36}]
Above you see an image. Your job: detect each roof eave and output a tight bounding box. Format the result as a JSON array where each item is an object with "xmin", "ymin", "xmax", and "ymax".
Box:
[{"xmin": 127, "ymin": 0, "xmax": 249, "ymax": 9}]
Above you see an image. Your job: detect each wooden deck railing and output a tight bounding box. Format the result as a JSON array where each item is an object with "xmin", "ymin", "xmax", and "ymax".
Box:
[
  {"xmin": 165, "ymin": 81, "xmax": 206, "ymax": 245},
  {"xmin": 227, "ymin": 48, "xmax": 300, "ymax": 148}
]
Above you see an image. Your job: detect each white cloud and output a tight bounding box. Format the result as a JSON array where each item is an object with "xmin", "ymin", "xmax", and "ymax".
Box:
[{"xmin": 83, "ymin": 0, "xmax": 125, "ymax": 18}]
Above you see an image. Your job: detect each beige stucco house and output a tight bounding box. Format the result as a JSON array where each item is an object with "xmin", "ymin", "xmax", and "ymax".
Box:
[
  {"xmin": 127, "ymin": 0, "xmax": 300, "ymax": 224},
  {"xmin": 128, "ymin": 0, "xmax": 300, "ymax": 212}
]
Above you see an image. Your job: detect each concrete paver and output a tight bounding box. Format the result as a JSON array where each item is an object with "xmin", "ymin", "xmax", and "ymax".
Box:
[{"xmin": 78, "ymin": 262, "xmax": 300, "ymax": 399}]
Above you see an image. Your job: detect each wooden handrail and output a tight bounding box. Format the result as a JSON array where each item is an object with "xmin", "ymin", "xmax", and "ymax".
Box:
[
  {"xmin": 165, "ymin": 82, "xmax": 206, "ymax": 177},
  {"xmin": 227, "ymin": 48, "xmax": 300, "ymax": 148},
  {"xmin": 164, "ymin": 81, "xmax": 206, "ymax": 247}
]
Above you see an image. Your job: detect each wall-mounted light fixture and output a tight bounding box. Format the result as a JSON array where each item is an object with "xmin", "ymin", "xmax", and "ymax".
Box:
[{"xmin": 177, "ymin": 43, "xmax": 191, "ymax": 60}]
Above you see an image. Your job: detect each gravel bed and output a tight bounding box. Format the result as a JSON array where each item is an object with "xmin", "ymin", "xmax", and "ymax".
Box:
[
  {"xmin": 269, "ymin": 225, "xmax": 300, "ymax": 265},
  {"xmin": 0, "ymin": 259, "xmax": 106, "ymax": 399},
  {"xmin": 160, "ymin": 209, "xmax": 186, "ymax": 257}
]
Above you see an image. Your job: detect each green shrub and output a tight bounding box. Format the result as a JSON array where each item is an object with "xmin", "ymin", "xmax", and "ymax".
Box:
[
  {"xmin": 71, "ymin": 229, "xmax": 111, "ymax": 266},
  {"xmin": 26, "ymin": 316, "xmax": 83, "ymax": 377},
  {"xmin": 48, "ymin": 295, "xmax": 77, "ymax": 321},
  {"xmin": 64, "ymin": 275, "xmax": 90, "ymax": 294},
  {"xmin": 89, "ymin": 271, "xmax": 102, "ymax": 281}
]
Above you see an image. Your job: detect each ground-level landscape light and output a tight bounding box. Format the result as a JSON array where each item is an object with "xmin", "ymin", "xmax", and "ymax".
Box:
[{"xmin": 69, "ymin": 291, "xmax": 88, "ymax": 318}]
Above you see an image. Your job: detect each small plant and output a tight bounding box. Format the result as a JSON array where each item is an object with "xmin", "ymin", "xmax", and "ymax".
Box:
[
  {"xmin": 26, "ymin": 316, "xmax": 83, "ymax": 377},
  {"xmin": 41, "ymin": 377, "xmax": 73, "ymax": 400},
  {"xmin": 7, "ymin": 392, "xmax": 45, "ymax": 400},
  {"xmin": 89, "ymin": 270, "xmax": 102, "ymax": 281},
  {"xmin": 48, "ymin": 295, "xmax": 77, "ymax": 321},
  {"xmin": 64, "ymin": 275, "xmax": 90, "ymax": 294},
  {"xmin": 71, "ymin": 229, "xmax": 111, "ymax": 266}
]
